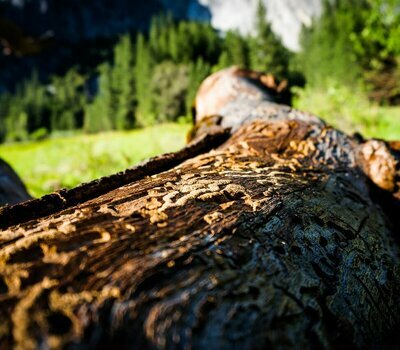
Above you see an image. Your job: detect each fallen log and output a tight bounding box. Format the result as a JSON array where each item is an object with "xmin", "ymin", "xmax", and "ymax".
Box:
[
  {"xmin": 0, "ymin": 67, "xmax": 399, "ymax": 349},
  {"xmin": 0, "ymin": 158, "xmax": 31, "ymax": 207}
]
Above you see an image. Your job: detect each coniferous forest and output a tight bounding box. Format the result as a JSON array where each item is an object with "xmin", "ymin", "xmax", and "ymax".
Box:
[{"xmin": 1, "ymin": 0, "xmax": 398, "ymax": 144}]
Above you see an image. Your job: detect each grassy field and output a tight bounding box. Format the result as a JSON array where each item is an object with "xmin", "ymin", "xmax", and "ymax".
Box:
[
  {"xmin": 293, "ymin": 85, "xmax": 400, "ymax": 140},
  {"xmin": 0, "ymin": 123, "xmax": 191, "ymax": 198}
]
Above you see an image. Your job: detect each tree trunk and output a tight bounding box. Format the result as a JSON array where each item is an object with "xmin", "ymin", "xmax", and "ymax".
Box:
[
  {"xmin": 0, "ymin": 67, "xmax": 399, "ymax": 350},
  {"xmin": 0, "ymin": 158, "xmax": 31, "ymax": 207}
]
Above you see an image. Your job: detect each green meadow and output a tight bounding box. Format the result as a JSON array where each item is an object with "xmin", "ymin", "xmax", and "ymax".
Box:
[
  {"xmin": 0, "ymin": 123, "xmax": 190, "ymax": 198},
  {"xmin": 293, "ymin": 86, "xmax": 400, "ymax": 140}
]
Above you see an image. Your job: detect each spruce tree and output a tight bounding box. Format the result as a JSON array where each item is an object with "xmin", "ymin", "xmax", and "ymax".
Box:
[
  {"xmin": 50, "ymin": 69, "xmax": 85, "ymax": 131},
  {"xmin": 249, "ymin": 0, "xmax": 290, "ymax": 77},
  {"xmin": 134, "ymin": 34, "xmax": 155, "ymax": 127},
  {"xmin": 151, "ymin": 61, "xmax": 189, "ymax": 122},
  {"xmin": 216, "ymin": 30, "xmax": 250, "ymax": 69},
  {"xmin": 186, "ymin": 58, "xmax": 211, "ymax": 116},
  {"xmin": 112, "ymin": 35, "xmax": 135, "ymax": 130},
  {"xmin": 21, "ymin": 72, "xmax": 49, "ymax": 134},
  {"xmin": 84, "ymin": 63, "xmax": 114, "ymax": 133}
]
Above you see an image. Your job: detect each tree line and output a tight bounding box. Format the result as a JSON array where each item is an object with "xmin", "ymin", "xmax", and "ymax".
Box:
[
  {"xmin": 297, "ymin": 0, "xmax": 400, "ymax": 102},
  {"xmin": 0, "ymin": 0, "xmax": 398, "ymax": 142}
]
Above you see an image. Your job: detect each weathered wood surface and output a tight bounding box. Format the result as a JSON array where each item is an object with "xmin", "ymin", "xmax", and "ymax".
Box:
[
  {"xmin": 0, "ymin": 67, "xmax": 399, "ymax": 349},
  {"xmin": 0, "ymin": 158, "xmax": 31, "ymax": 207}
]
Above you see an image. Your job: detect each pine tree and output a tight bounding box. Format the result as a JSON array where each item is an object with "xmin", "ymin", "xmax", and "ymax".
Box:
[
  {"xmin": 226, "ymin": 31, "xmax": 249, "ymax": 68},
  {"xmin": 21, "ymin": 72, "xmax": 49, "ymax": 134},
  {"xmin": 168, "ymin": 25, "xmax": 180, "ymax": 62},
  {"xmin": 186, "ymin": 58, "xmax": 211, "ymax": 116},
  {"xmin": 134, "ymin": 33, "xmax": 155, "ymax": 127},
  {"xmin": 149, "ymin": 16, "xmax": 161, "ymax": 61},
  {"xmin": 5, "ymin": 104, "xmax": 28, "ymax": 141},
  {"xmin": 177, "ymin": 22, "xmax": 192, "ymax": 62},
  {"xmin": 112, "ymin": 35, "xmax": 135, "ymax": 130},
  {"xmin": 84, "ymin": 63, "xmax": 114, "ymax": 133},
  {"xmin": 249, "ymin": 0, "xmax": 290, "ymax": 77},
  {"xmin": 151, "ymin": 61, "xmax": 189, "ymax": 122},
  {"xmin": 216, "ymin": 30, "xmax": 250, "ymax": 70},
  {"xmin": 50, "ymin": 68, "xmax": 85, "ymax": 131},
  {"xmin": 215, "ymin": 51, "xmax": 231, "ymax": 71}
]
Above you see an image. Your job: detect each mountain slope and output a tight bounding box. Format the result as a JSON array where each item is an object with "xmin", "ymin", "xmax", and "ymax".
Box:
[{"xmin": 200, "ymin": 0, "xmax": 322, "ymax": 51}]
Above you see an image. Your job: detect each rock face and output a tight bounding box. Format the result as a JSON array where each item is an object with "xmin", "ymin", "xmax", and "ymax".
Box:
[
  {"xmin": 201, "ymin": 0, "xmax": 322, "ymax": 51},
  {"xmin": 0, "ymin": 158, "xmax": 31, "ymax": 206},
  {"xmin": 0, "ymin": 67, "xmax": 399, "ymax": 349}
]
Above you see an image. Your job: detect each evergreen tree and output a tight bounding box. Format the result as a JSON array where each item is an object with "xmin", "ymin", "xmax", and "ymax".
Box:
[
  {"xmin": 50, "ymin": 68, "xmax": 85, "ymax": 131},
  {"xmin": 226, "ymin": 31, "xmax": 249, "ymax": 68},
  {"xmin": 149, "ymin": 16, "xmax": 162, "ymax": 61},
  {"xmin": 112, "ymin": 35, "xmax": 135, "ymax": 130},
  {"xmin": 186, "ymin": 58, "xmax": 211, "ymax": 116},
  {"xmin": 249, "ymin": 0, "xmax": 290, "ymax": 77},
  {"xmin": 215, "ymin": 51, "xmax": 231, "ymax": 71},
  {"xmin": 176, "ymin": 22, "xmax": 193, "ymax": 62},
  {"xmin": 200, "ymin": 22, "xmax": 222, "ymax": 63},
  {"xmin": 151, "ymin": 61, "xmax": 189, "ymax": 122},
  {"xmin": 5, "ymin": 104, "xmax": 28, "ymax": 141},
  {"xmin": 84, "ymin": 63, "xmax": 114, "ymax": 133},
  {"xmin": 21, "ymin": 71, "xmax": 49, "ymax": 134},
  {"xmin": 134, "ymin": 33, "xmax": 155, "ymax": 127},
  {"xmin": 216, "ymin": 30, "xmax": 250, "ymax": 69},
  {"xmin": 168, "ymin": 25, "xmax": 180, "ymax": 62},
  {"xmin": 149, "ymin": 13, "xmax": 174, "ymax": 62}
]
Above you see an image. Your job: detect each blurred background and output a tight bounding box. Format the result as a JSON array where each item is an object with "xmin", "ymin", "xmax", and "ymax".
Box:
[{"xmin": 0, "ymin": 0, "xmax": 399, "ymax": 197}]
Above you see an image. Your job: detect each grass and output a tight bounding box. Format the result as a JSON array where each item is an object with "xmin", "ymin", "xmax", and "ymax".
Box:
[
  {"xmin": 293, "ymin": 84, "xmax": 400, "ymax": 140},
  {"xmin": 0, "ymin": 123, "xmax": 191, "ymax": 198}
]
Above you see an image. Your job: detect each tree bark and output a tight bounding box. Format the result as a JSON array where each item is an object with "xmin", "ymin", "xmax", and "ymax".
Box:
[
  {"xmin": 0, "ymin": 158, "xmax": 31, "ymax": 207},
  {"xmin": 0, "ymin": 67, "xmax": 399, "ymax": 350}
]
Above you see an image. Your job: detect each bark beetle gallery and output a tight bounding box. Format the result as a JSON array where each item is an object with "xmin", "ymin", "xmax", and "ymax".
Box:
[{"xmin": 0, "ymin": 67, "xmax": 399, "ymax": 349}]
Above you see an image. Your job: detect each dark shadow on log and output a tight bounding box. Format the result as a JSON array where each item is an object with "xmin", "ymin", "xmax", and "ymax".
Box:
[
  {"xmin": 0, "ymin": 67, "xmax": 399, "ymax": 350},
  {"xmin": 0, "ymin": 158, "xmax": 31, "ymax": 206}
]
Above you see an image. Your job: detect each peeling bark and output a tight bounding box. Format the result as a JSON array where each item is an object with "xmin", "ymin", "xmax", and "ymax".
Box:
[{"xmin": 0, "ymin": 67, "xmax": 399, "ymax": 349}]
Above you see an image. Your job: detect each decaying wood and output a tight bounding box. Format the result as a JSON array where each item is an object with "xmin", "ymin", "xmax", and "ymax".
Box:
[
  {"xmin": 0, "ymin": 67, "xmax": 399, "ymax": 349},
  {"xmin": 0, "ymin": 158, "xmax": 31, "ymax": 207}
]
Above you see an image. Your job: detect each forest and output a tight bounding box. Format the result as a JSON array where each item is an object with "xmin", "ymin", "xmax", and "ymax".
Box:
[{"xmin": 0, "ymin": 0, "xmax": 399, "ymax": 143}]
